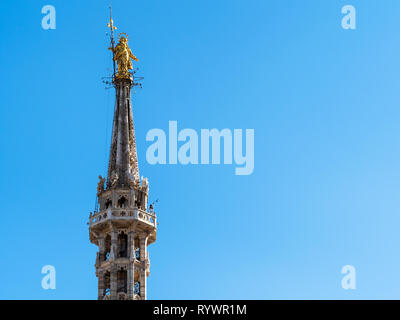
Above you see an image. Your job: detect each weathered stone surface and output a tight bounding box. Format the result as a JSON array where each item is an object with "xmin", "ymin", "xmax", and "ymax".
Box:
[{"xmin": 89, "ymin": 77, "xmax": 157, "ymax": 300}]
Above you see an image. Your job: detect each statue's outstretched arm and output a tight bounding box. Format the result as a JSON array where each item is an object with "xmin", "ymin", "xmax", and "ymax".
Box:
[{"xmin": 130, "ymin": 51, "xmax": 139, "ymax": 62}]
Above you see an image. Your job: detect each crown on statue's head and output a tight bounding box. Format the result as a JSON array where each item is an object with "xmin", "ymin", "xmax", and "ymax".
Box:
[{"xmin": 118, "ymin": 32, "xmax": 129, "ymax": 42}]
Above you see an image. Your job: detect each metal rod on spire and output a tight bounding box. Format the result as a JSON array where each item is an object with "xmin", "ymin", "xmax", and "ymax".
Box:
[{"xmin": 107, "ymin": 0, "xmax": 117, "ymax": 79}]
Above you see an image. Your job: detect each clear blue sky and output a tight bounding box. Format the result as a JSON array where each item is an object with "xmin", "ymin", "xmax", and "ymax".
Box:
[{"xmin": 1, "ymin": 0, "xmax": 400, "ymax": 299}]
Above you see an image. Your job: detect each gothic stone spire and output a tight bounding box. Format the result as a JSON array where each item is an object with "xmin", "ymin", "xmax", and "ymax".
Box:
[
  {"xmin": 107, "ymin": 77, "xmax": 140, "ymax": 188},
  {"xmin": 88, "ymin": 15, "xmax": 157, "ymax": 301}
]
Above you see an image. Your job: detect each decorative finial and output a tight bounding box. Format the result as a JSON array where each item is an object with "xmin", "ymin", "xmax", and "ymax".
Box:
[
  {"xmin": 110, "ymin": 33, "xmax": 139, "ymax": 80},
  {"xmin": 106, "ymin": 1, "xmax": 139, "ymax": 81}
]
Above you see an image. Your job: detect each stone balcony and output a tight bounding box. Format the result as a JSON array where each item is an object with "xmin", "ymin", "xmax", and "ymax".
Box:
[
  {"xmin": 89, "ymin": 208, "xmax": 157, "ymax": 229},
  {"xmin": 97, "ymin": 256, "xmax": 151, "ymax": 274}
]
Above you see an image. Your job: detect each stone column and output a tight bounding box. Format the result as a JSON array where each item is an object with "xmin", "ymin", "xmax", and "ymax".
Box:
[
  {"xmin": 128, "ymin": 230, "xmax": 135, "ymax": 299},
  {"xmin": 139, "ymin": 234, "xmax": 148, "ymax": 300},
  {"xmin": 130, "ymin": 189, "xmax": 135, "ymax": 208},
  {"xmin": 143, "ymin": 191, "xmax": 148, "ymax": 211},
  {"xmin": 97, "ymin": 270, "xmax": 104, "ymax": 300},
  {"xmin": 127, "ymin": 264, "xmax": 134, "ymax": 299},
  {"xmin": 139, "ymin": 234, "xmax": 148, "ymax": 262},
  {"xmin": 139, "ymin": 267, "xmax": 147, "ymax": 299},
  {"xmin": 128, "ymin": 231, "xmax": 134, "ymax": 260},
  {"xmin": 112, "ymin": 190, "xmax": 116, "ymax": 208},
  {"xmin": 98, "ymin": 236, "xmax": 105, "ymax": 262},
  {"xmin": 110, "ymin": 266, "xmax": 117, "ymax": 300},
  {"xmin": 111, "ymin": 230, "xmax": 118, "ymax": 260}
]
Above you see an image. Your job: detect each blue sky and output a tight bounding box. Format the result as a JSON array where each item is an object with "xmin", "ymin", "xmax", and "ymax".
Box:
[{"xmin": 1, "ymin": 0, "xmax": 400, "ymax": 299}]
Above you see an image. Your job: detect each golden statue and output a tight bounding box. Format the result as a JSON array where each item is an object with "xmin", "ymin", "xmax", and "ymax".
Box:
[{"xmin": 110, "ymin": 34, "xmax": 138, "ymax": 79}]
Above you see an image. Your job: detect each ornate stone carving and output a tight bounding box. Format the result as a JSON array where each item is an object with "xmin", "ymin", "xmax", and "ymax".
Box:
[
  {"xmin": 97, "ymin": 175, "xmax": 106, "ymax": 196},
  {"xmin": 110, "ymin": 170, "xmax": 119, "ymax": 187},
  {"xmin": 118, "ymin": 292, "xmax": 128, "ymax": 300},
  {"xmin": 127, "ymin": 170, "xmax": 137, "ymax": 188},
  {"xmin": 141, "ymin": 177, "xmax": 149, "ymax": 192}
]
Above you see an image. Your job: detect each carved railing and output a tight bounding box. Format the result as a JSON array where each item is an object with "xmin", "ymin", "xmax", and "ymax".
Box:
[
  {"xmin": 117, "ymin": 292, "xmax": 128, "ymax": 300},
  {"xmin": 89, "ymin": 208, "xmax": 157, "ymax": 228}
]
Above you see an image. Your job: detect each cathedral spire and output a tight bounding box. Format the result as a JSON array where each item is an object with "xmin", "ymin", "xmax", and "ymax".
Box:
[
  {"xmin": 106, "ymin": 13, "xmax": 140, "ymax": 188},
  {"xmin": 89, "ymin": 7, "xmax": 157, "ymax": 301},
  {"xmin": 106, "ymin": 77, "xmax": 140, "ymax": 188}
]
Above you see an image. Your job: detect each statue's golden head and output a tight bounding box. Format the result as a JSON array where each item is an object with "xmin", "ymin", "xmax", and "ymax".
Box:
[{"xmin": 120, "ymin": 36, "xmax": 127, "ymax": 44}]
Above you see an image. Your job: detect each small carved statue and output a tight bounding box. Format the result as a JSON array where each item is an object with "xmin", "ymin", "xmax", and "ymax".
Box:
[
  {"xmin": 127, "ymin": 169, "xmax": 137, "ymax": 188},
  {"xmin": 135, "ymin": 179, "xmax": 140, "ymax": 188},
  {"xmin": 109, "ymin": 34, "xmax": 138, "ymax": 79},
  {"xmin": 141, "ymin": 177, "xmax": 149, "ymax": 192},
  {"xmin": 97, "ymin": 175, "xmax": 106, "ymax": 196},
  {"xmin": 110, "ymin": 170, "xmax": 119, "ymax": 187}
]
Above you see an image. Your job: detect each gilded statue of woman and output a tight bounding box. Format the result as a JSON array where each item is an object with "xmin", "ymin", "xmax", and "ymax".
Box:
[{"xmin": 110, "ymin": 35, "xmax": 138, "ymax": 79}]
